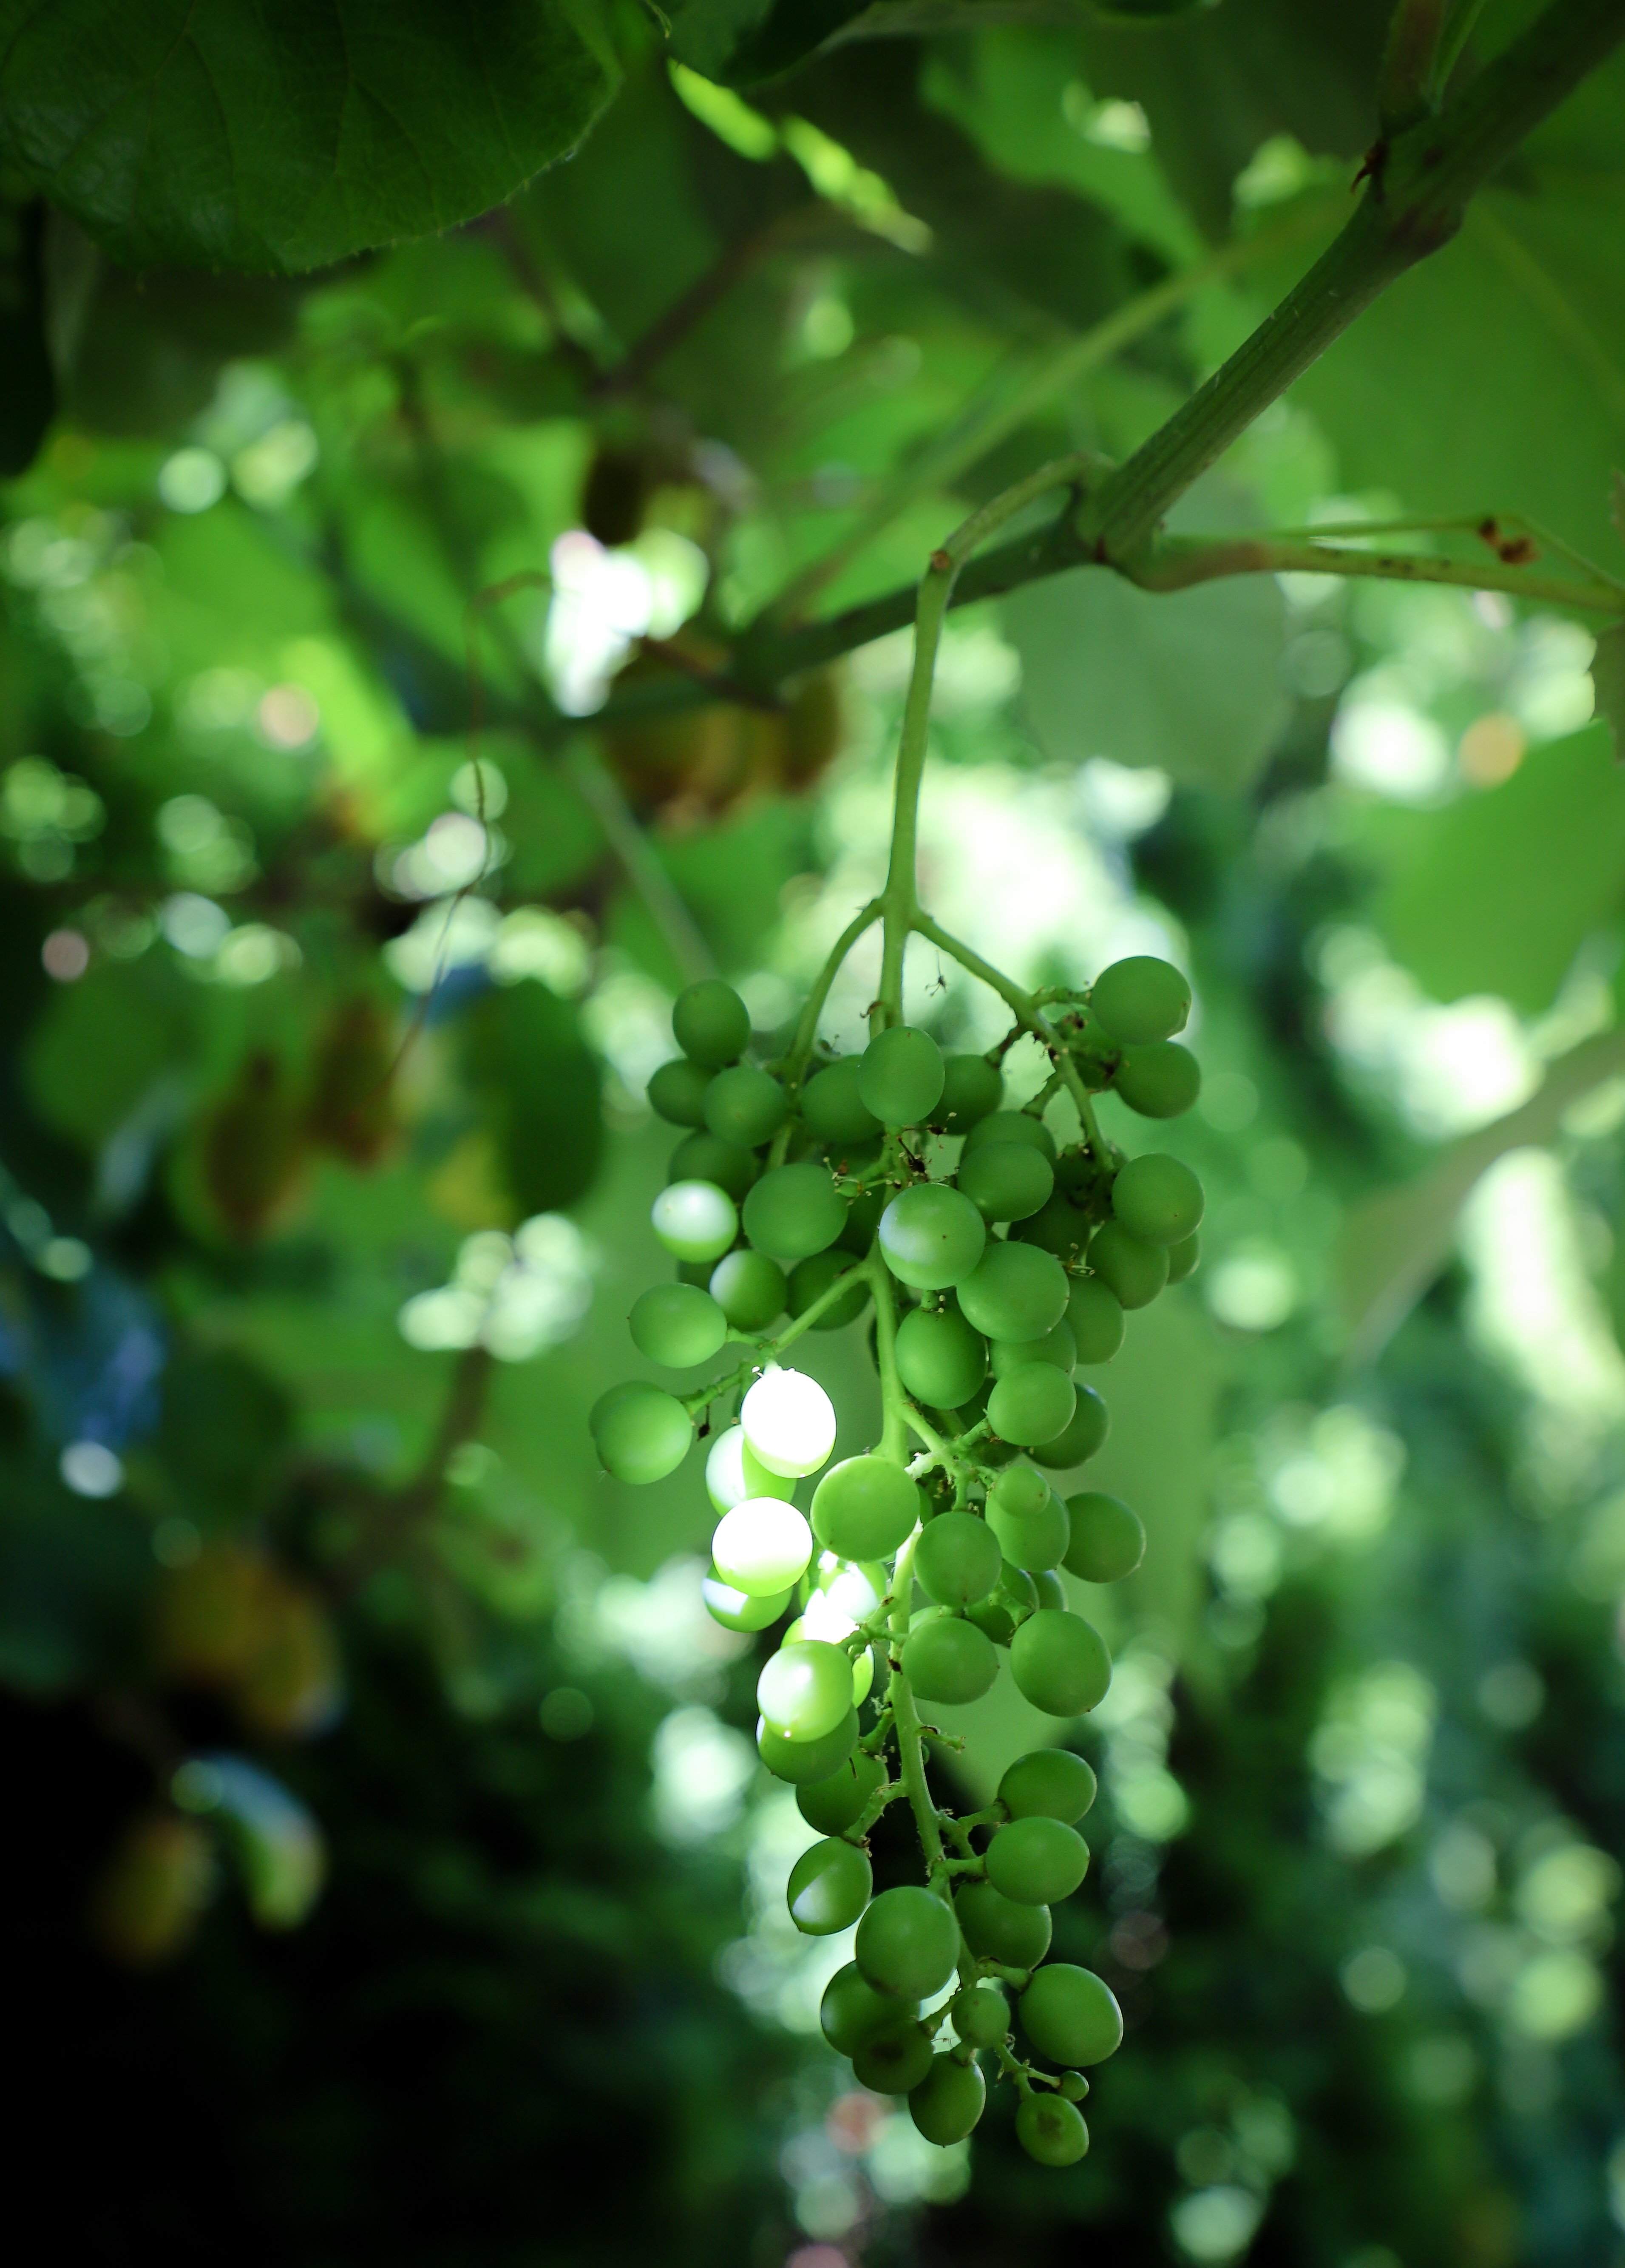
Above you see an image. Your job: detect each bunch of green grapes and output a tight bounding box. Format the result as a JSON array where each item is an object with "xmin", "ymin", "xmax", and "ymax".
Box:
[{"xmin": 589, "ymin": 954, "xmax": 1202, "ymax": 2164}]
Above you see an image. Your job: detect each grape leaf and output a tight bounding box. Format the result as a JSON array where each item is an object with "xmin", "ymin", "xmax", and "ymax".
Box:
[
  {"xmin": 667, "ymin": 0, "xmax": 871, "ymax": 86},
  {"xmin": 0, "ymin": 0, "xmax": 620, "ymax": 274}
]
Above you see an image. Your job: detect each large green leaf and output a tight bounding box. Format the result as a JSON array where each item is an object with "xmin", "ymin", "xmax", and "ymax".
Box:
[{"xmin": 0, "ymin": 0, "xmax": 620, "ymax": 274}]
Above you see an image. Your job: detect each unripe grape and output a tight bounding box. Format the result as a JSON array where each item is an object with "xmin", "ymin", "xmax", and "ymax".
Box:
[
  {"xmin": 1089, "ymin": 956, "xmax": 1190, "ymax": 1047},
  {"xmin": 1030, "ymin": 1384, "xmax": 1110, "ymax": 1470},
  {"xmin": 1063, "ymin": 1492, "xmax": 1145, "ymax": 1583},
  {"xmin": 858, "ymin": 1025, "xmax": 945, "ymax": 1126},
  {"xmin": 1012, "ymin": 1192, "xmax": 1091, "ymax": 1265},
  {"xmin": 895, "ymin": 1306, "xmax": 987, "ymax": 1409},
  {"xmin": 901, "ymin": 1615, "xmax": 999, "ymax": 1703},
  {"xmin": 704, "ymin": 1064, "xmax": 787, "ymax": 1149},
  {"xmin": 1016, "ymin": 2092, "xmax": 1089, "ymax": 2166},
  {"xmin": 647, "ymin": 1056, "xmax": 711, "ymax": 1127},
  {"xmin": 743, "ymin": 1161, "xmax": 846, "ymax": 1261},
  {"xmin": 786, "ymin": 1836, "xmax": 873, "ymax": 1934},
  {"xmin": 629, "ymin": 1283, "xmax": 728, "ymax": 1368},
  {"xmin": 713, "ymin": 1498, "xmax": 814, "ymax": 1595},
  {"xmin": 966, "ymin": 1595, "xmax": 1015, "ymax": 1645},
  {"xmin": 1086, "ymin": 1221, "xmax": 1168, "ymax": 1309},
  {"xmin": 997, "ymin": 1563, "xmax": 1040, "ymax": 1618},
  {"xmin": 987, "ymin": 1363, "xmax": 1076, "ymax": 1448},
  {"xmin": 758, "ymin": 1639, "xmax": 855, "ymax": 1743},
  {"xmin": 758, "ymin": 1706, "xmax": 857, "ymax": 1784},
  {"xmin": 798, "ymin": 1747, "xmax": 886, "ymax": 1835},
  {"xmin": 702, "ymin": 1573, "xmax": 791, "ymax": 1633},
  {"xmin": 742, "ymin": 1367, "xmax": 837, "ymax": 1477},
  {"xmin": 856, "ymin": 1884, "xmax": 960, "ymax": 1999},
  {"xmin": 705, "ymin": 1423, "xmax": 796, "ymax": 1512},
  {"xmin": 954, "ymin": 1880, "xmax": 1052, "ymax": 1967},
  {"xmin": 709, "ymin": 1248, "xmax": 787, "ymax": 1332},
  {"xmin": 672, "ymin": 977, "xmax": 750, "ymax": 1067},
  {"xmin": 957, "ymin": 1241, "xmax": 1069, "ymax": 1342},
  {"xmin": 821, "ymin": 1961, "xmax": 914, "ymax": 2056},
  {"xmin": 595, "ymin": 1385, "xmax": 693, "ymax": 1483},
  {"xmin": 675, "ymin": 1260, "xmax": 712, "ymax": 1288},
  {"xmin": 956, "ymin": 1142, "xmax": 1055, "ymax": 1224},
  {"xmin": 652, "ymin": 1179, "xmax": 738, "ymax": 1263},
  {"xmin": 1112, "ymin": 1153, "xmax": 1204, "ymax": 1247},
  {"xmin": 589, "ymin": 1379, "xmax": 643, "ymax": 1437},
  {"xmin": 914, "ymin": 1511, "xmax": 1002, "ymax": 1606},
  {"xmin": 990, "ymin": 1321, "xmax": 1075, "ymax": 1377},
  {"xmin": 962, "ymin": 1110, "xmax": 1057, "ymax": 1162},
  {"xmin": 1058, "ymin": 2072, "xmax": 1090, "ymax": 2101},
  {"xmin": 811, "ymin": 1455, "xmax": 920, "ymax": 1558},
  {"xmin": 1067, "ymin": 1276, "xmax": 1125, "ymax": 1364},
  {"xmin": 668, "ymin": 1131, "xmax": 758, "ymax": 1201},
  {"xmin": 1032, "ymin": 1570, "xmax": 1066, "ymax": 1609},
  {"xmin": 851, "ymin": 1649, "xmax": 875, "ymax": 1708},
  {"xmin": 1167, "ymin": 1230, "xmax": 1200, "ymax": 1283},
  {"xmin": 839, "ymin": 1184, "xmax": 886, "ymax": 1257},
  {"xmin": 852, "ymin": 2021, "xmax": 936, "ymax": 2096},
  {"xmin": 1114, "ymin": 1040, "xmax": 1200, "ymax": 1119},
  {"xmin": 990, "ymin": 1464, "xmax": 1050, "ymax": 1522},
  {"xmin": 998, "ymin": 1749, "xmax": 1097, "ymax": 1825},
  {"xmin": 1010, "ymin": 1609, "xmax": 1111, "ymax": 1715},
  {"xmin": 936, "ymin": 1054, "xmax": 1003, "ymax": 1131},
  {"xmin": 1019, "ymin": 1962, "xmax": 1123, "ymax": 2065},
  {"xmin": 909, "ymin": 2054, "xmax": 986, "ymax": 2144},
  {"xmin": 951, "ymin": 1982, "xmax": 1009, "ymax": 2049},
  {"xmin": 788, "ymin": 1249, "xmax": 868, "ymax": 1328},
  {"xmin": 802, "ymin": 1057, "xmax": 882, "ymax": 1146},
  {"xmin": 879, "ymin": 1184, "xmax": 986, "ymax": 1291},
  {"xmin": 985, "ymin": 1815, "xmax": 1089, "ymax": 1904},
  {"xmin": 987, "ymin": 1486, "xmax": 1070, "ymax": 1573}
]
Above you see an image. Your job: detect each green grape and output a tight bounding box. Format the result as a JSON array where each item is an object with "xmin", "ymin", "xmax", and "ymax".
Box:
[
  {"xmin": 588, "ymin": 1379, "xmax": 643, "ymax": 1436},
  {"xmin": 998, "ymin": 1749, "xmax": 1097, "ymax": 1825},
  {"xmin": 672, "ymin": 977, "xmax": 750, "ymax": 1067},
  {"xmin": 812, "ymin": 1455, "xmax": 921, "ymax": 1558},
  {"xmin": 743, "ymin": 1160, "xmax": 846, "ymax": 1261},
  {"xmin": 901, "ymin": 1614, "xmax": 999, "ymax": 1703},
  {"xmin": 1063, "ymin": 1491, "xmax": 1145, "ymax": 1583},
  {"xmin": 802, "ymin": 1057, "xmax": 882, "ymax": 1146},
  {"xmin": 1012, "ymin": 1192, "xmax": 1091, "ymax": 1264},
  {"xmin": 1089, "ymin": 956, "xmax": 1191, "ymax": 1047},
  {"xmin": 705, "ymin": 1424, "xmax": 796, "ymax": 1512},
  {"xmin": 786, "ymin": 1836, "xmax": 873, "ymax": 1935},
  {"xmin": 987, "ymin": 1486, "xmax": 1070, "ymax": 1573},
  {"xmin": 914, "ymin": 1511, "xmax": 1002, "ymax": 1606},
  {"xmin": 962, "ymin": 1110, "xmax": 1058, "ymax": 1162},
  {"xmin": 1059, "ymin": 2072, "xmax": 1091, "ymax": 2101},
  {"xmin": 1016, "ymin": 2092, "xmax": 1089, "ymax": 2167},
  {"xmin": 838, "ymin": 1184, "xmax": 886, "ymax": 1257},
  {"xmin": 895, "ymin": 1306, "xmax": 987, "ymax": 1409},
  {"xmin": 704, "ymin": 1064, "xmax": 787, "ymax": 1149},
  {"xmin": 758, "ymin": 1638, "xmax": 854, "ymax": 1742},
  {"xmin": 1087, "ymin": 1221, "xmax": 1168, "ymax": 1309},
  {"xmin": 741, "ymin": 1366, "xmax": 838, "ymax": 1477},
  {"xmin": 821, "ymin": 1961, "xmax": 916, "ymax": 2056},
  {"xmin": 1114, "ymin": 1040, "xmax": 1200, "ymax": 1119},
  {"xmin": 1167, "ymin": 1230, "xmax": 1200, "ymax": 1283},
  {"xmin": 957, "ymin": 1241, "xmax": 1069, "ymax": 1342},
  {"xmin": 628, "ymin": 1283, "xmax": 728, "ymax": 1368},
  {"xmin": 595, "ymin": 1384, "xmax": 693, "ymax": 1484},
  {"xmin": 998, "ymin": 1563, "xmax": 1040, "ymax": 1620},
  {"xmin": 701, "ymin": 1574, "xmax": 792, "ymax": 1633},
  {"xmin": 879, "ymin": 1184, "xmax": 987, "ymax": 1291},
  {"xmin": 709, "ymin": 1248, "xmax": 787, "ymax": 1332},
  {"xmin": 858, "ymin": 1025, "xmax": 945, "ymax": 1126},
  {"xmin": 1112, "ymin": 1153, "xmax": 1204, "ymax": 1246},
  {"xmin": 985, "ymin": 1815, "xmax": 1089, "ymax": 1904},
  {"xmin": 936, "ymin": 1053, "xmax": 1003, "ymax": 1131},
  {"xmin": 851, "ymin": 1649, "xmax": 875, "ymax": 1708},
  {"xmin": 1032, "ymin": 1569, "xmax": 1067, "ymax": 1609},
  {"xmin": 966, "ymin": 1596, "xmax": 1015, "ymax": 1645},
  {"xmin": 852, "ymin": 2021, "xmax": 936, "ymax": 2096},
  {"xmin": 668, "ymin": 1131, "xmax": 759, "ymax": 1202},
  {"xmin": 954, "ymin": 1880, "xmax": 1052, "ymax": 1967},
  {"xmin": 990, "ymin": 1321, "xmax": 1075, "ymax": 1377},
  {"xmin": 1067, "ymin": 1276, "xmax": 1126, "ymax": 1364},
  {"xmin": 990, "ymin": 1465, "xmax": 1051, "ymax": 1522},
  {"xmin": 1010, "ymin": 1609, "xmax": 1111, "ymax": 1714},
  {"xmin": 788, "ymin": 1249, "xmax": 868, "ymax": 1328},
  {"xmin": 1029, "ymin": 1384, "xmax": 1110, "ymax": 1471},
  {"xmin": 713, "ymin": 1498, "xmax": 814, "ymax": 1595},
  {"xmin": 675, "ymin": 1260, "xmax": 714, "ymax": 1288},
  {"xmin": 647, "ymin": 1056, "xmax": 711, "ymax": 1127},
  {"xmin": 956, "ymin": 1141, "xmax": 1055, "ymax": 1223},
  {"xmin": 910, "ymin": 2054, "xmax": 986, "ymax": 2144},
  {"xmin": 1019, "ymin": 1963, "xmax": 1124, "ymax": 2066},
  {"xmin": 987, "ymin": 1363, "xmax": 1076, "ymax": 1448},
  {"xmin": 798, "ymin": 1748, "xmax": 886, "ymax": 1835},
  {"xmin": 951, "ymin": 1983, "xmax": 1009, "ymax": 2049},
  {"xmin": 856, "ymin": 1883, "xmax": 961, "ymax": 1999},
  {"xmin": 651, "ymin": 1179, "xmax": 738, "ymax": 1264},
  {"xmin": 758, "ymin": 1706, "xmax": 858, "ymax": 1784}
]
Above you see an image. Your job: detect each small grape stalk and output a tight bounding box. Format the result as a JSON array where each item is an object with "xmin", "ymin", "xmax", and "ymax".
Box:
[{"xmin": 589, "ymin": 476, "xmax": 1205, "ymax": 2166}]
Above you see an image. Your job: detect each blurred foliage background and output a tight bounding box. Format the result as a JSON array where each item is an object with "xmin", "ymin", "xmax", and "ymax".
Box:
[{"xmin": 4, "ymin": 2, "xmax": 1625, "ymax": 2263}]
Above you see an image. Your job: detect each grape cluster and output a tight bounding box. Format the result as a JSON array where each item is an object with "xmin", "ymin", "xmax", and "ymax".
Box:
[{"xmin": 590, "ymin": 954, "xmax": 1203, "ymax": 2163}]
